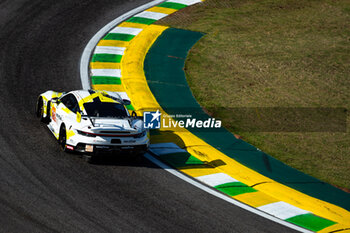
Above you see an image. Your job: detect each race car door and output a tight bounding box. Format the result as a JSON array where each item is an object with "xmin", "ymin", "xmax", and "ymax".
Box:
[{"xmin": 54, "ymin": 93, "xmax": 80, "ymax": 134}]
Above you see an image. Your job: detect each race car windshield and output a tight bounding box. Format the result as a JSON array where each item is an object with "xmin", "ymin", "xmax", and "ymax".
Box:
[{"xmin": 83, "ymin": 102, "xmax": 128, "ymax": 118}]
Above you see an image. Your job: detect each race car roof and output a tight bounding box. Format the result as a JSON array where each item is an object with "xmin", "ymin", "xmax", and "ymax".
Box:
[{"xmin": 72, "ymin": 90, "xmax": 123, "ymax": 109}]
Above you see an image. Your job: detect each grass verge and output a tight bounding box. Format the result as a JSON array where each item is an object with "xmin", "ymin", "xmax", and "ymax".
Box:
[{"xmin": 156, "ymin": 0, "xmax": 350, "ymax": 190}]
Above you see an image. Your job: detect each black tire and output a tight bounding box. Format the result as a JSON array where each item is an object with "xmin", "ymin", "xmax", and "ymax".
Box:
[
  {"xmin": 36, "ymin": 97, "xmax": 50, "ymax": 124},
  {"xmin": 59, "ymin": 125, "xmax": 67, "ymax": 152},
  {"xmin": 36, "ymin": 97, "xmax": 43, "ymax": 118},
  {"xmin": 44, "ymin": 101, "xmax": 51, "ymax": 124},
  {"xmin": 36, "ymin": 97, "xmax": 46, "ymax": 123}
]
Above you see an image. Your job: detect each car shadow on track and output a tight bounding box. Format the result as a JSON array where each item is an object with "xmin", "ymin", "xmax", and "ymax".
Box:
[
  {"xmin": 86, "ymin": 153, "xmax": 156, "ymax": 167},
  {"xmin": 87, "ymin": 129, "xmax": 188, "ymax": 168}
]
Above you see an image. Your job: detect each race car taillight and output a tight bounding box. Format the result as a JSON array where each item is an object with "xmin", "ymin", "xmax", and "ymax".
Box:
[{"xmin": 76, "ymin": 130, "xmax": 96, "ymax": 137}]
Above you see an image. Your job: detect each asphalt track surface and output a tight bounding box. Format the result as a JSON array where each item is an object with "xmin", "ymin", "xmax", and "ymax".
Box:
[{"xmin": 0, "ymin": 0, "xmax": 297, "ymax": 232}]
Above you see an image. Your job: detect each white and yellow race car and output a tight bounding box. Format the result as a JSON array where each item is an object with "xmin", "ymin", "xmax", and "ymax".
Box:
[{"xmin": 36, "ymin": 90, "xmax": 149, "ymax": 162}]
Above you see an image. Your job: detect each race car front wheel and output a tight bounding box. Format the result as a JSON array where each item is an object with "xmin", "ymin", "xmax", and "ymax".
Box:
[{"xmin": 59, "ymin": 126, "xmax": 68, "ymax": 152}]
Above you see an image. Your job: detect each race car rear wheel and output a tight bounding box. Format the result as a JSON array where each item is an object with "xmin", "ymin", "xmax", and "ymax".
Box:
[
  {"xmin": 36, "ymin": 97, "xmax": 50, "ymax": 124},
  {"xmin": 36, "ymin": 97, "xmax": 43, "ymax": 118},
  {"xmin": 36, "ymin": 97, "xmax": 46, "ymax": 122},
  {"xmin": 59, "ymin": 125, "xmax": 68, "ymax": 152}
]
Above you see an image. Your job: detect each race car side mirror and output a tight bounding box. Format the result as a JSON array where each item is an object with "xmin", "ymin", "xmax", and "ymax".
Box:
[
  {"xmin": 77, "ymin": 111, "xmax": 81, "ymax": 123},
  {"xmin": 123, "ymin": 99, "xmax": 131, "ymax": 105}
]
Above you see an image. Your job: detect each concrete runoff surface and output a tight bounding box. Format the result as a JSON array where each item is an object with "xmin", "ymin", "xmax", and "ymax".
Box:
[{"xmin": 0, "ymin": 0, "xmax": 296, "ymax": 232}]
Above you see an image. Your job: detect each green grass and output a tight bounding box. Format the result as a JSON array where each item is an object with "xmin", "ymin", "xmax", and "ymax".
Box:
[{"xmin": 156, "ymin": 0, "xmax": 350, "ymax": 190}]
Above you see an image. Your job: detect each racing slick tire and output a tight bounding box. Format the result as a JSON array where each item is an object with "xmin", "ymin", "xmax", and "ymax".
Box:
[
  {"xmin": 36, "ymin": 97, "xmax": 50, "ymax": 123},
  {"xmin": 59, "ymin": 125, "xmax": 68, "ymax": 152}
]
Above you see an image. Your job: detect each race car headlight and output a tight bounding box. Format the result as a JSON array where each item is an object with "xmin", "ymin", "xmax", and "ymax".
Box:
[
  {"xmin": 76, "ymin": 130, "xmax": 96, "ymax": 137},
  {"xmin": 134, "ymin": 130, "xmax": 147, "ymax": 138}
]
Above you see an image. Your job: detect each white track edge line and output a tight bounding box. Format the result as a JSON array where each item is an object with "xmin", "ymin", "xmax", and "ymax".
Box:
[
  {"xmin": 80, "ymin": 0, "xmax": 165, "ymax": 90},
  {"xmin": 144, "ymin": 152, "xmax": 311, "ymax": 233},
  {"xmin": 79, "ymin": 2, "xmax": 312, "ymax": 232}
]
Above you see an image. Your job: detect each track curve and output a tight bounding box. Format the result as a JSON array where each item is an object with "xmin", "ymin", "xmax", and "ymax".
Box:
[{"xmin": 0, "ymin": 0, "xmax": 296, "ymax": 232}]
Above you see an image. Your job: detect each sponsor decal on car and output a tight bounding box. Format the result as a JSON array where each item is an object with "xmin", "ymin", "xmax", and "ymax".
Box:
[{"xmin": 52, "ymin": 106, "xmax": 57, "ymax": 122}]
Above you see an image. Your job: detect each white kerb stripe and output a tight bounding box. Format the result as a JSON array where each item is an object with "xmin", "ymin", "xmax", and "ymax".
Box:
[
  {"xmin": 94, "ymin": 46, "xmax": 125, "ymax": 55},
  {"xmin": 196, "ymin": 173, "xmax": 238, "ymax": 187},
  {"xmin": 166, "ymin": 0, "xmax": 202, "ymax": 6},
  {"xmin": 257, "ymin": 201, "xmax": 309, "ymax": 220},
  {"xmin": 91, "ymin": 69, "xmax": 121, "ymax": 77},
  {"xmin": 109, "ymin": 27, "xmax": 143, "ymax": 35},
  {"xmin": 134, "ymin": 11, "xmax": 168, "ymax": 20}
]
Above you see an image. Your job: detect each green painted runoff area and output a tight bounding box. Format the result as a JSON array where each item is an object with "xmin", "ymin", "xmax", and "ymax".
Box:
[{"xmin": 144, "ymin": 27, "xmax": 350, "ymax": 212}]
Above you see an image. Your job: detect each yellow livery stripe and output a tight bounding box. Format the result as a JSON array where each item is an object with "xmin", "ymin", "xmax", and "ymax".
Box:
[
  {"xmin": 61, "ymin": 107, "xmax": 70, "ymax": 114},
  {"xmin": 66, "ymin": 130, "xmax": 75, "ymax": 140}
]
